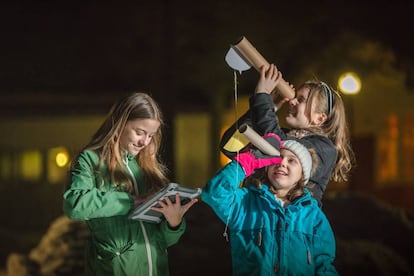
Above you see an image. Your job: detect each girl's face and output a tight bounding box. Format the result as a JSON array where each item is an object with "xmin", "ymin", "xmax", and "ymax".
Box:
[
  {"xmin": 119, "ymin": 118, "xmax": 160, "ymax": 156},
  {"xmin": 285, "ymin": 87, "xmax": 324, "ymax": 129},
  {"xmin": 267, "ymin": 148, "xmax": 303, "ymax": 193}
]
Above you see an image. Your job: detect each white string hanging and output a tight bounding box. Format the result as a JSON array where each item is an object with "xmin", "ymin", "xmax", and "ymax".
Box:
[{"xmin": 222, "ymin": 69, "xmax": 240, "ymax": 242}]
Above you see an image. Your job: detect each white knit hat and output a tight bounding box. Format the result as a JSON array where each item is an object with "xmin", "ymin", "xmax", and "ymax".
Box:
[{"xmin": 282, "ymin": 140, "xmax": 312, "ymax": 184}]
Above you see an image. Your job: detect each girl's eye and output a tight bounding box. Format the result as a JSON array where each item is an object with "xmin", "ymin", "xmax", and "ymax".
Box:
[
  {"xmin": 135, "ymin": 130, "xmax": 145, "ymax": 136},
  {"xmin": 288, "ymin": 157, "xmax": 297, "ymax": 164}
]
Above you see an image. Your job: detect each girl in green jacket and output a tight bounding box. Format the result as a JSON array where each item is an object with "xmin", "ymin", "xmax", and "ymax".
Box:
[{"xmin": 63, "ymin": 92, "xmax": 197, "ymax": 276}]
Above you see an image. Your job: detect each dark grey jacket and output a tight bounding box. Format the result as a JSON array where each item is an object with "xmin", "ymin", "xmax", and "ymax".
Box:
[{"xmin": 220, "ymin": 93, "xmax": 337, "ymax": 206}]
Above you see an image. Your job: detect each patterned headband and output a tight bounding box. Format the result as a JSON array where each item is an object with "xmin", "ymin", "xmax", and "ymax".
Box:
[{"xmin": 320, "ymin": 82, "xmax": 334, "ymax": 116}]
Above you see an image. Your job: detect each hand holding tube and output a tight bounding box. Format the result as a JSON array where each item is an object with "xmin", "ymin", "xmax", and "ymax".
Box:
[
  {"xmin": 234, "ymin": 124, "xmax": 282, "ymax": 177},
  {"xmin": 231, "ymin": 36, "xmax": 295, "ymax": 99}
]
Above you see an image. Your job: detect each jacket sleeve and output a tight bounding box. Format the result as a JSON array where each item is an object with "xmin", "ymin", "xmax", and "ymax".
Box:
[
  {"xmin": 219, "ymin": 110, "xmax": 252, "ymax": 159},
  {"xmin": 301, "ymin": 136, "xmax": 337, "ymax": 206},
  {"xmin": 249, "ymin": 93, "xmax": 287, "ymax": 138},
  {"xmin": 201, "ymin": 161, "xmax": 246, "ymax": 225},
  {"xmin": 63, "ymin": 151, "xmax": 133, "ymax": 220},
  {"xmin": 313, "ymin": 212, "xmax": 339, "ymax": 275},
  {"xmin": 160, "ymin": 219, "xmax": 187, "ymax": 247}
]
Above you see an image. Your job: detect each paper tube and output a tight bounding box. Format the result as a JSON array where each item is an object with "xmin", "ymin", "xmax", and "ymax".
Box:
[
  {"xmin": 231, "ymin": 36, "xmax": 295, "ymax": 99},
  {"xmin": 238, "ymin": 124, "xmax": 280, "ymax": 156}
]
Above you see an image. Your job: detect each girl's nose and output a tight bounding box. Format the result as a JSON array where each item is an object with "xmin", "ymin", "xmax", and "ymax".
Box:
[
  {"xmin": 138, "ymin": 136, "xmax": 151, "ymax": 147},
  {"xmin": 289, "ymin": 98, "xmax": 298, "ymax": 106},
  {"xmin": 280, "ymin": 157, "xmax": 288, "ymax": 167},
  {"xmin": 137, "ymin": 139, "xmax": 145, "ymax": 146}
]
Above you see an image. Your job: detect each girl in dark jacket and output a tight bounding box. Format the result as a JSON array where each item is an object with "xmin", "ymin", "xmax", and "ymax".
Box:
[{"xmin": 221, "ymin": 65, "xmax": 354, "ymax": 206}]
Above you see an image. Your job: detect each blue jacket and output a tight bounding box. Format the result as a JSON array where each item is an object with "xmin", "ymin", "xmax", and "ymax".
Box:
[{"xmin": 202, "ymin": 161, "xmax": 338, "ymax": 276}]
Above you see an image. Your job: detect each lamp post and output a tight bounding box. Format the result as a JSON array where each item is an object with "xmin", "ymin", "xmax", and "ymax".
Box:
[
  {"xmin": 338, "ymin": 72, "xmax": 362, "ymax": 192},
  {"xmin": 338, "ymin": 72, "xmax": 361, "ymax": 136}
]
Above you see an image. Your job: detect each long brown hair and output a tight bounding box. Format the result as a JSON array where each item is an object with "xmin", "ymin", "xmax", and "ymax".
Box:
[
  {"xmin": 297, "ymin": 81, "xmax": 355, "ymax": 182},
  {"xmin": 83, "ymin": 92, "xmax": 168, "ymax": 193}
]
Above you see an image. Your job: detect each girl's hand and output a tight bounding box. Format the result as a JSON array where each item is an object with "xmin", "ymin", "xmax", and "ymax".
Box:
[
  {"xmin": 151, "ymin": 193, "xmax": 198, "ymax": 228},
  {"xmin": 272, "ymin": 82, "xmax": 294, "ymax": 112},
  {"xmin": 272, "ymin": 93, "xmax": 290, "ymax": 112},
  {"xmin": 255, "ymin": 64, "xmax": 282, "ymax": 94}
]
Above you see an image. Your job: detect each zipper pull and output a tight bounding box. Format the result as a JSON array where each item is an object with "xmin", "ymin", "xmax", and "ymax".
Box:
[
  {"xmin": 307, "ymin": 250, "xmax": 312, "ymax": 264},
  {"xmin": 257, "ymin": 229, "xmax": 262, "ymax": 246},
  {"xmin": 223, "ymin": 231, "xmax": 229, "ymax": 242}
]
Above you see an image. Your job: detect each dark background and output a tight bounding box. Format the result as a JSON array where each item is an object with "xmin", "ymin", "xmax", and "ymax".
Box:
[
  {"xmin": 2, "ymin": 0, "xmax": 413, "ymax": 170},
  {"xmin": 1, "ymin": 0, "xmax": 413, "ymax": 107},
  {"xmin": 1, "ymin": 1, "xmax": 414, "ymax": 275}
]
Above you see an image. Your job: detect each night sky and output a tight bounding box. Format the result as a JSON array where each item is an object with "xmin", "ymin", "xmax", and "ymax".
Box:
[{"xmin": 1, "ymin": 0, "xmax": 413, "ymax": 112}]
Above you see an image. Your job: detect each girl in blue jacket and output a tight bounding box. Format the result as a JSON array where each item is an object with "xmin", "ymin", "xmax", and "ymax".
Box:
[{"xmin": 203, "ymin": 136, "xmax": 338, "ymax": 275}]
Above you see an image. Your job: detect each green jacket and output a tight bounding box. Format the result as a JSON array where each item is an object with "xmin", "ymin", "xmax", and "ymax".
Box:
[{"xmin": 63, "ymin": 150, "xmax": 186, "ymax": 276}]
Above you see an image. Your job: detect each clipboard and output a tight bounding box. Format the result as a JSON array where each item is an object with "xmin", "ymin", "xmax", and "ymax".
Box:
[{"xmin": 128, "ymin": 182, "xmax": 201, "ymax": 223}]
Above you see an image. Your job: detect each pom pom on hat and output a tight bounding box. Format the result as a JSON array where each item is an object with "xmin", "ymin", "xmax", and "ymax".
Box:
[{"xmin": 282, "ymin": 140, "xmax": 312, "ymax": 184}]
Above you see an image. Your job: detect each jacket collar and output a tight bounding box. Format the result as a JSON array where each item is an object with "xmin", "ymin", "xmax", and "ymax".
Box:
[
  {"xmin": 249, "ymin": 184, "xmax": 314, "ymax": 209},
  {"xmin": 121, "ymin": 150, "xmax": 135, "ymax": 163}
]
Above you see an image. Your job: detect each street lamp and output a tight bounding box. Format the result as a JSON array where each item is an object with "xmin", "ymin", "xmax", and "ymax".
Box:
[
  {"xmin": 338, "ymin": 72, "xmax": 362, "ymax": 192},
  {"xmin": 338, "ymin": 72, "xmax": 361, "ymax": 136},
  {"xmin": 338, "ymin": 72, "xmax": 361, "ymax": 95}
]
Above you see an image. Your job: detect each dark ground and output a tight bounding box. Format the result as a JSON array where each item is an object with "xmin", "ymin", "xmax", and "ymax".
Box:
[{"xmin": 4, "ymin": 191, "xmax": 414, "ymax": 276}]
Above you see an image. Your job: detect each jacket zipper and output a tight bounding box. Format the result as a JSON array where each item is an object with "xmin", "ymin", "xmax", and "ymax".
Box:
[
  {"xmin": 257, "ymin": 228, "xmax": 262, "ymax": 246},
  {"xmin": 124, "ymin": 155, "xmax": 139, "ymax": 195},
  {"xmin": 303, "ymin": 234, "xmax": 312, "ymax": 265},
  {"xmin": 140, "ymin": 221, "xmax": 153, "ymax": 276},
  {"xmin": 125, "ymin": 155, "xmax": 153, "ymax": 276},
  {"xmin": 257, "ymin": 220, "xmax": 264, "ymax": 246}
]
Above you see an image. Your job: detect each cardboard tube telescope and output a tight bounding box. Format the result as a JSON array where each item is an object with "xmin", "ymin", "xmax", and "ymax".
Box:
[
  {"xmin": 238, "ymin": 124, "xmax": 280, "ymax": 156},
  {"xmin": 231, "ymin": 36, "xmax": 295, "ymax": 100}
]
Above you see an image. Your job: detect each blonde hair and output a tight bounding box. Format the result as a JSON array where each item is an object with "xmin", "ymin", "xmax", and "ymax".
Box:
[
  {"xmin": 83, "ymin": 92, "xmax": 168, "ymax": 193},
  {"xmin": 297, "ymin": 81, "xmax": 355, "ymax": 182}
]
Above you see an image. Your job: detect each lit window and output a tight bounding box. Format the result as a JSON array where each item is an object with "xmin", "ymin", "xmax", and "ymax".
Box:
[
  {"xmin": 48, "ymin": 147, "xmax": 70, "ymax": 184},
  {"xmin": 20, "ymin": 150, "xmax": 43, "ymax": 181}
]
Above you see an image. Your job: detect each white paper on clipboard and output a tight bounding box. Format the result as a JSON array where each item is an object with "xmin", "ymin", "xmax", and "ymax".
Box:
[{"xmin": 128, "ymin": 183, "xmax": 201, "ymax": 223}]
